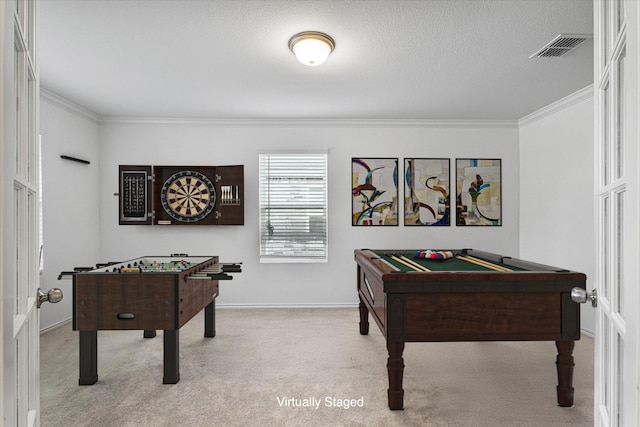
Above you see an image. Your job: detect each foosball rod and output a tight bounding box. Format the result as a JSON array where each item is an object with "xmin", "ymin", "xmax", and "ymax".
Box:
[
  {"xmin": 219, "ymin": 262, "xmax": 242, "ymax": 272},
  {"xmin": 187, "ymin": 273, "xmax": 233, "ymax": 280},
  {"xmin": 58, "ymin": 265, "xmax": 97, "ymax": 280},
  {"xmin": 199, "ymin": 266, "xmax": 223, "ymax": 272},
  {"xmin": 188, "ymin": 273, "xmax": 215, "ymax": 280}
]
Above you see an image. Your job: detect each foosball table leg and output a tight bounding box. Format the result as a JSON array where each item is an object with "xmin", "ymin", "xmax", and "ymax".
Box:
[
  {"xmin": 163, "ymin": 330, "xmax": 180, "ymax": 384},
  {"xmin": 78, "ymin": 331, "xmax": 98, "ymax": 385},
  {"xmin": 204, "ymin": 301, "xmax": 215, "ymax": 338}
]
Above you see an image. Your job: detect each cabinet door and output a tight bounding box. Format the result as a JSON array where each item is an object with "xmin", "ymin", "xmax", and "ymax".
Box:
[
  {"xmin": 119, "ymin": 165, "xmax": 153, "ymax": 225},
  {"xmin": 215, "ymin": 165, "xmax": 244, "ymax": 225}
]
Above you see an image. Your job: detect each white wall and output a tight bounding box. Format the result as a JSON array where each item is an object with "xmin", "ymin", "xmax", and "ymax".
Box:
[
  {"xmin": 98, "ymin": 121, "xmax": 521, "ymax": 307},
  {"xmin": 40, "ymin": 89, "xmax": 597, "ymax": 334},
  {"xmin": 519, "ymin": 87, "xmax": 595, "ymax": 335},
  {"xmin": 39, "ymin": 92, "xmax": 101, "ymax": 330}
]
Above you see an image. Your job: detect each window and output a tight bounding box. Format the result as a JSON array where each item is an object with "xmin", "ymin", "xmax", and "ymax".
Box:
[{"xmin": 259, "ymin": 150, "xmax": 328, "ymax": 262}]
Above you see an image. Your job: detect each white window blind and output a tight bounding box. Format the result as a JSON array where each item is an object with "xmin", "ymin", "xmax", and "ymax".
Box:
[{"xmin": 259, "ymin": 150, "xmax": 328, "ymax": 262}]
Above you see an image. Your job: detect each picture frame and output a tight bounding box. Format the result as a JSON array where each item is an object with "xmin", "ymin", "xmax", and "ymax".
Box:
[
  {"xmin": 352, "ymin": 157, "xmax": 398, "ymax": 226},
  {"xmin": 455, "ymin": 158, "xmax": 502, "ymax": 226},
  {"xmin": 404, "ymin": 158, "xmax": 450, "ymax": 226}
]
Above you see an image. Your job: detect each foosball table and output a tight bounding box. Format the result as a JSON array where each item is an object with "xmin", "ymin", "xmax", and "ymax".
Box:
[{"xmin": 59, "ymin": 254, "xmax": 241, "ymax": 385}]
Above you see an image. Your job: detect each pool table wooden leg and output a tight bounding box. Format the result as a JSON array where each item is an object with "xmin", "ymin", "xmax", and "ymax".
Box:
[
  {"xmin": 387, "ymin": 341, "xmax": 405, "ymax": 410},
  {"xmin": 555, "ymin": 340, "xmax": 575, "ymax": 407},
  {"xmin": 358, "ymin": 298, "xmax": 369, "ymax": 335}
]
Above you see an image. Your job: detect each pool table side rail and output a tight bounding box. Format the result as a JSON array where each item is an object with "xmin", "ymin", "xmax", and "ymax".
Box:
[
  {"xmin": 361, "ymin": 248, "xmax": 581, "ymax": 272},
  {"xmin": 460, "ymin": 248, "xmax": 573, "ymax": 272},
  {"xmin": 355, "ymin": 249, "xmax": 586, "ymax": 294}
]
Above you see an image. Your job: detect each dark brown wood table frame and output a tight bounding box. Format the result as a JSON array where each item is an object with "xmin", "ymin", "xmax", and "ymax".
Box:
[
  {"xmin": 77, "ymin": 302, "xmax": 215, "ymax": 385},
  {"xmin": 354, "ymin": 249, "xmax": 586, "ymax": 410},
  {"xmin": 73, "ymin": 256, "xmax": 219, "ymax": 385}
]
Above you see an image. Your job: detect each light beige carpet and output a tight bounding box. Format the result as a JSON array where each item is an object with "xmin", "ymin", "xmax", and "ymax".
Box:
[{"xmin": 41, "ymin": 308, "xmax": 593, "ymax": 426}]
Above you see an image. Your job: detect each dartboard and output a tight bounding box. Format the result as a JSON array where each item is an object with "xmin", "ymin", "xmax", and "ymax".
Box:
[{"xmin": 160, "ymin": 170, "xmax": 216, "ymax": 223}]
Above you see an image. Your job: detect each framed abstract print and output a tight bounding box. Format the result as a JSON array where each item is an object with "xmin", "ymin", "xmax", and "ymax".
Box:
[
  {"xmin": 352, "ymin": 158, "xmax": 398, "ymax": 226},
  {"xmin": 404, "ymin": 158, "xmax": 450, "ymax": 226},
  {"xmin": 455, "ymin": 159, "xmax": 502, "ymax": 226}
]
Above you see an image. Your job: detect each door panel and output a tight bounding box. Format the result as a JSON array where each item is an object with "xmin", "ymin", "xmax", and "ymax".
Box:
[
  {"xmin": 594, "ymin": 1, "xmax": 639, "ymax": 426},
  {"xmin": 2, "ymin": 0, "xmax": 41, "ymax": 425}
]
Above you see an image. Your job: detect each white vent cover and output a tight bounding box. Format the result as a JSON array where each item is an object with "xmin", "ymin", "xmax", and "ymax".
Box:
[{"xmin": 530, "ymin": 34, "xmax": 593, "ymax": 58}]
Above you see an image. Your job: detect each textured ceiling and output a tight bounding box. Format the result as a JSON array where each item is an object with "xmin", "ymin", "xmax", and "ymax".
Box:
[{"xmin": 38, "ymin": 0, "xmax": 594, "ymax": 121}]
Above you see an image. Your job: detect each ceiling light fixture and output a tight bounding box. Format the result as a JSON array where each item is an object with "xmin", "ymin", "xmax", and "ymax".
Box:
[{"xmin": 288, "ymin": 31, "xmax": 335, "ymax": 66}]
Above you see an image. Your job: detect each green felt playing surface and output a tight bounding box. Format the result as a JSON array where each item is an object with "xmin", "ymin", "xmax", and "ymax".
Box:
[
  {"xmin": 140, "ymin": 263, "xmax": 193, "ymax": 271},
  {"xmin": 376, "ymin": 251, "xmax": 527, "ymax": 272}
]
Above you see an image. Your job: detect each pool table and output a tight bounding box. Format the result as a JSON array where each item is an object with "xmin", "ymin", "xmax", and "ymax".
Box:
[{"xmin": 354, "ymin": 248, "xmax": 586, "ymax": 410}]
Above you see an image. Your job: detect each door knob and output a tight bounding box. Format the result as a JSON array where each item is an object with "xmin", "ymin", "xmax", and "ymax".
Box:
[
  {"xmin": 37, "ymin": 288, "xmax": 63, "ymax": 308},
  {"xmin": 571, "ymin": 287, "xmax": 597, "ymax": 307}
]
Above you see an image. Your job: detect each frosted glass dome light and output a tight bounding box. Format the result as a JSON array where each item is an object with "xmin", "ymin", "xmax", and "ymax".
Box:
[{"xmin": 288, "ymin": 31, "xmax": 335, "ymax": 66}]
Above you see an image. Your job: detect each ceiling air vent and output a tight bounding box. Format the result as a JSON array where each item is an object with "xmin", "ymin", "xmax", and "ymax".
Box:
[{"xmin": 529, "ymin": 34, "xmax": 593, "ymax": 58}]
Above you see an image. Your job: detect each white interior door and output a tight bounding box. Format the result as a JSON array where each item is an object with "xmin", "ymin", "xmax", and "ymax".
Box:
[
  {"xmin": 593, "ymin": 1, "xmax": 639, "ymax": 426},
  {"xmin": 1, "ymin": 0, "xmax": 60, "ymax": 425}
]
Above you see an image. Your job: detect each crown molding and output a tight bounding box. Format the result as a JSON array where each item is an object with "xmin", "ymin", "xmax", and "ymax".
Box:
[
  {"xmin": 37, "ymin": 88, "xmax": 535, "ymax": 129},
  {"xmin": 98, "ymin": 116, "xmax": 519, "ymax": 128},
  {"xmin": 518, "ymin": 85, "xmax": 594, "ymax": 127},
  {"xmin": 40, "ymin": 88, "xmax": 100, "ymax": 123}
]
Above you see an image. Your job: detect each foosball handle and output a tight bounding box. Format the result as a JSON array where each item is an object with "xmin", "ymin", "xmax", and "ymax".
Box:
[{"xmin": 208, "ymin": 273, "xmax": 233, "ymax": 280}]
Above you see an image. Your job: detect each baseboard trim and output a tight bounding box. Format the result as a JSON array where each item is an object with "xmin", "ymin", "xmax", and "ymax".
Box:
[
  {"xmin": 40, "ymin": 318, "xmax": 72, "ymax": 334},
  {"xmin": 217, "ymin": 303, "xmax": 359, "ymax": 309},
  {"xmin": 40, "ymin": 311, "xmax": 597, "ymax": 339},
  {"xmin": 39, "ymin": 305, "xmax": 358, "ymax": 332},
  {"xmin": 580, "ymin": 328, "xmax": 595, "ymax": 339}
]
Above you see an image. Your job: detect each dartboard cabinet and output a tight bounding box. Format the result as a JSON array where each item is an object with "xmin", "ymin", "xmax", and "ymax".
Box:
[{"xmin": 118, "ymin": 165, "xmax": 244, "ymax": 226}]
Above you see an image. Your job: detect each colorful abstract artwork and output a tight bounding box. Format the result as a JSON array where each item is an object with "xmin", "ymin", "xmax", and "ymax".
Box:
[
  {"xmin": 404, "ymin": 158, "xmax": 450, "ymax": 226},
  {"xmin": 456, "ymin": 159, "xmax": 502, "ymax": 226},
  {"xmin": 352, "ymin": 158, "xmax": 398, "ymax": 226}
]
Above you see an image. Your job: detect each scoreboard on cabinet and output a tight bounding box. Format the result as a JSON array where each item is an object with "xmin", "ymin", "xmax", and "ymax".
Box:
[{"xmin": 119, "ymin": 165, "xmax": 244, "ymax": 226}]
